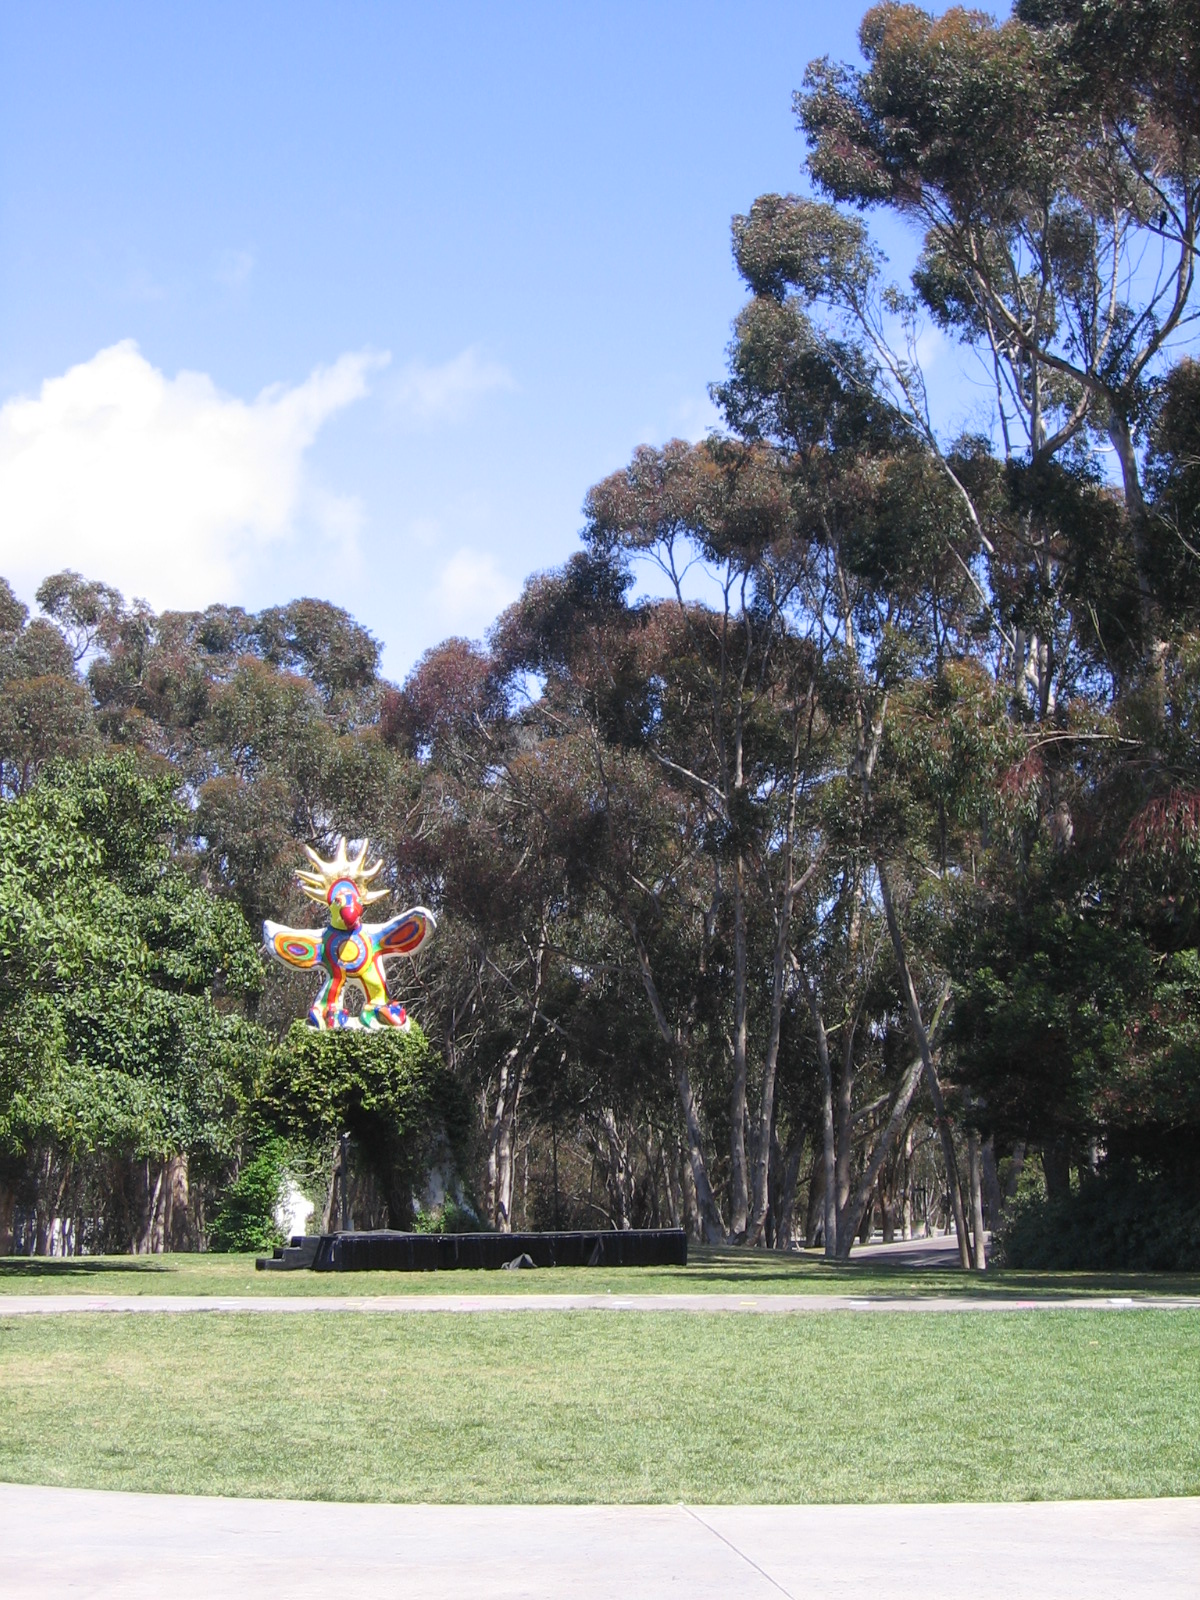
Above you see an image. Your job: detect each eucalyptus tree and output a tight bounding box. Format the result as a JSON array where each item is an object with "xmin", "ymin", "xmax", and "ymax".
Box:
[
  {"xmin": 385, "ymin": 622, "xmax": 658, "ymax": 1232},
  {"xmin": 692, "ymin": 0, "xmax": 1200, "ymax": 1262},
  {"xmin": 707, "ymin": 250, "xmax": 998, "ymax": 1259},
  {"xmin": 0, "ymin": 579, "xmax": 95, "ymax": 797},
  {"xmin": 797, "ymin": 0, "xmax": 1200, "ymax": 700},
  {"xmin": 578, "ymin": 456, "xmax": 835, "ymax": 1242}
]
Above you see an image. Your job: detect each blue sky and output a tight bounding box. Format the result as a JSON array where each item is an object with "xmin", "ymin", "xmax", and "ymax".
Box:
[{"xmin": 1, "ymin": 1, "xmax": 939, "ymax": 682}]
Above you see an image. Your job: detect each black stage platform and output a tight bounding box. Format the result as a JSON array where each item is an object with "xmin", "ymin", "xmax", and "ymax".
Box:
[{"xmin": 259, "ymin": 1227, "xmax": 687, "ymax": 1272}]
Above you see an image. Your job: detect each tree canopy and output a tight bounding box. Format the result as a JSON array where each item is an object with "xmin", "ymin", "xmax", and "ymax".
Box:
[{"xmin": 3, "ymin": 1, "xmax": 1200, "ymax": 1267}]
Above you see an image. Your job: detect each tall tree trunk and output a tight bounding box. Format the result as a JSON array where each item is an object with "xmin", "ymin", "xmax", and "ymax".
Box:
[
  {"xmin": 487, "ymin": 1042, "xmax": 525, "ymax": 1232},
  {"xmin": 679, "ymin": 1140, "xmax": 701, "ymax": 1240},
  {"xmin": 321, "ymin": 1135, "xmax": 340, "ymax": 1233},
  {"xmin": 729, "ymin": 853, "xmax": 750, "ymax": 1240},
  {"xmin": 835, "ymin": 1029, "xmax": 855, "ymax": 1223},
  {"xmin": 661, "ymin": 1141, "xmax": 683, "ymax": 1230},
  {"xmin": 967, "ymin": 1128, "xmax": 987, "ymax": 1271},
  {"xmin": 485, "ymin": 914, "xmax": 551, "ymax": 1232},
  {"xmin": 627, "ymin": 913, "xmax": 725, "ymax": 1241},
  {"xmin": 805, "ymin": 1152, "xmax": 826, "ymax": 1248},
  {"xmin": 774, "ymin": 1134, "xmax": 805, "ymax": 1251},
  {"xmin": 836, "ymin": 1053, "xmax": 923, "ymax": 1260},
  {"xmin": 493, "ymin": 1098, "xmax": 520, "ymax": 1233},
  {"xmin": 747, "ymin": 939, "xmax": 786, "ymax": 1242},
  {"xmin": 1108, "ymin": 409, "xmax": 1167, "ymax": 715},
  {"xmin": 746, "ymin": 740, "xmax": 819, "ymax": 1246},
  {"xmin": 981, "ymin": 1135, "xmax": 1001, "ymax": 1230},
  {"xmin": 164, "ymin": 1153, "xmax": 191, "ymax": 1251},
  {"xmin": 599, "ymin": 1108, "xmax": 633, "ymax": 1230},
  {"xmin": 747, "ymin": 890, "xmax": 794, "ymax": 1245},
  {"xmin": 130, "ymin": 1158, "xmax": 167, "ymax": 1255},
  {"xmin": 33, "ymin": 1146, "xmax": 69, "ymax": 1256},
  {"xmin": 49, "ymin": 1154, "xmax": 72, "ymax": 1256},
  {"xmin": 0, "ymin": 1183, "xmax": 14, "ymax": 1255},
  {"xmin": 877, "ymin": 862, "xmax": 972, "ymax": 1269},
  {"xmin": 677, "ymin": 1059, "xmax": 727, "ymax": 1243},
  {"xmin": 805, "ymin": 978, "xmax": 838, "ymax": 1259},
  {"xmin": 901, "ymin": 1128, "xmax": 915, "ymax": 1241}
]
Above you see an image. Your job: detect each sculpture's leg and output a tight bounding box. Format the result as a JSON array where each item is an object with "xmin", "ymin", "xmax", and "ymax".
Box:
[
  {"xmin": 307, "ymin": 971, "xmax": 335, "ymax": 1029},
  {"xmin": 358, "ymin": 958, "xmax": 409, "ymax": 1030},
  {"xmin": 317, "ymin": 968, "xmax": 354, "ymax": 1030},
  {"xmin": 361, "ymin": 1001, "xmax": 410, "ymax": 1030}
]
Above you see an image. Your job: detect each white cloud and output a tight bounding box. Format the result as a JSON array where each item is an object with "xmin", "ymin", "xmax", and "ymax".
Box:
[
  {"xmin": 431, "ymin": 547, "xmax": 518, "ymax": 639},
  {"xmin": 389, "ymin": 346, "xmax": 515, "ymax": 423},
  {"xmin": 0, "ymin": 340, "xmax": 387, "ymax": 610}
]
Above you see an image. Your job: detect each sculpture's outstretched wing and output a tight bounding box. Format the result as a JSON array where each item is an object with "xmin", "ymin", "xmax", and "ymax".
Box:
[
  {"xmin": 263, "ymin": 921, "xmax": 324, "ymax": 969},
  {"xmin": 370, "ymin": 907, "xmax": 436, "ymax": 959}
]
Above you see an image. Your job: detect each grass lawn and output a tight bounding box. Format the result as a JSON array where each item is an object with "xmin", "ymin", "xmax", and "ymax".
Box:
[
  {"xmin": 0, "ymin": 1308, "xmax": 1196, "ymax": 1503},
  {"xmin": 0, "ymin": 1244, "xmax": 1198, "ymax": 1300}
]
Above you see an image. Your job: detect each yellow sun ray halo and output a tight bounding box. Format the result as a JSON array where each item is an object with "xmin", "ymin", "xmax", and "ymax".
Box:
[{"xmin": 295, "ymin": 836, "xmax": 390, "ymax": 907}]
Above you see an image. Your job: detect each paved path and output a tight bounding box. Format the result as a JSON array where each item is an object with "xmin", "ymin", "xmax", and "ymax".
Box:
[
  {"xmin": 842, "ymin": 1233, "xmax": 973, "ymax": 1267},
  {"xmin": 0, "ymin": 1485, "xmax": 1195, "ymax": 1598},
  {"xmin": 0, "ymin": 1290, "xmax": 1195, "ymax": 1314}
]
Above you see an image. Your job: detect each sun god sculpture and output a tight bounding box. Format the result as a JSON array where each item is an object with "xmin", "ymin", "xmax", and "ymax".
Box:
[{"xmin": 263, "ymin": 838, "xmax": 435, "ymax": 1030}]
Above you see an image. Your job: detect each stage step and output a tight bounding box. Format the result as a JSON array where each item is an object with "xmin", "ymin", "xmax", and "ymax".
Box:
[{"xmin": 255, "ymin": 1235, "xmax": 321, "ymax": 1272}]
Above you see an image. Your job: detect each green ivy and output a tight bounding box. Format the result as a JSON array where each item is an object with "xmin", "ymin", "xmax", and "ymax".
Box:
[{"xmin": 254, "ymin": 1022, "xmax": 467, "ymax": 1229}]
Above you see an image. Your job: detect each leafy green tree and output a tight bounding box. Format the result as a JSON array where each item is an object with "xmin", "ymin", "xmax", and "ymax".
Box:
[{"xmin": 0, "ymin": 754, "xmax": 266, "ymax": 1252}]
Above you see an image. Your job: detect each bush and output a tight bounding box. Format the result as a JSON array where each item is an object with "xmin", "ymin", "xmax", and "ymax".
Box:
[
  {"xmin": 994, "ymin": 1166, "xmax": 1200, "ymax": 1270},
  {"xmin": 253, "ymin": 1023, "xmax": 468, "ymax": 1229},
  {"xmin": 412, "ymin": 1196, "xmax": 485, "ymax": 1234},
  {"xmin": 208, "ymin": 1140, "xmax": 288, "ymax": 1252}
]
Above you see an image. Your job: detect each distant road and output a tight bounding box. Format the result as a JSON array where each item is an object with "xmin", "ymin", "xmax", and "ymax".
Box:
[{"xmin": 841, "ymin": 1233, "xmax": 976, "ymax": 1268}]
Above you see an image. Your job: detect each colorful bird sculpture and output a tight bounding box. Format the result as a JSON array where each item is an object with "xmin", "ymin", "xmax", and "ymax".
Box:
[{"xmin": 263, "ymin": 838, "xmax": 435, "ymax": 1031}]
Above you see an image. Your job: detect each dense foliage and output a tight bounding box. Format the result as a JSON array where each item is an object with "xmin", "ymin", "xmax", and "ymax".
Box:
[
  {"xmin": 3, "ymin": 0, "xmax": 1199, "ymax": 1265},
  {"xmin": 256, "ymin": 1024, "xmax": 466, "ymax": 1229},
  {"xmin": 207, "ymin": 1140, "xmax": 289, "ymax": 1254},
  {"xmin": 0, "ymin": 755, "xmax": 265, "ymax": 1251}
]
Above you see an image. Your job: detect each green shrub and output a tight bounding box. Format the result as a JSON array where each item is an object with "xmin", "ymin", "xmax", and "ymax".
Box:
[
  {"xmin": 412, "ymin": 1196, "xmax": 485, "ymax": 1234},
  {"xmin": 253, "ymin": 1023, "xmax": 467, "ymax": 1229},
  {"xmin": 994, "ymin": 1166, "xmax": 1200, "ymax": 1270},
  {"xmin": 208, "ymin": 1140, "xmax": 289, "ymax": 1252}
]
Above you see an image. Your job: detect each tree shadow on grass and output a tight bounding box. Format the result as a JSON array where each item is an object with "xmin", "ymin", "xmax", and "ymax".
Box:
[
  {"xmin": 686, "ymin": 1245, "xmax": 1200, "ymax": 1299},
  {"xmin": 0, "ymin": 1258, "xmax": 174, "ymax": 1280}
]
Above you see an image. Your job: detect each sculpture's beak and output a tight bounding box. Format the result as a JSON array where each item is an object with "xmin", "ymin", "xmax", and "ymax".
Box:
[{"xmin": 331, "ymin": 884, "xmax": 364, "ymax": 931}]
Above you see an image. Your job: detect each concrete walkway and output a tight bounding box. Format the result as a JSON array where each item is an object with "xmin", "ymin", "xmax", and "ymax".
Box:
[
  {"xmin": 0, "ymin": 1290, "xmax": 1195, "ymax": 1314},
  {"xmin": 0, "ymin": 1484, "xmax": 1195, "ymax": 1598}
]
